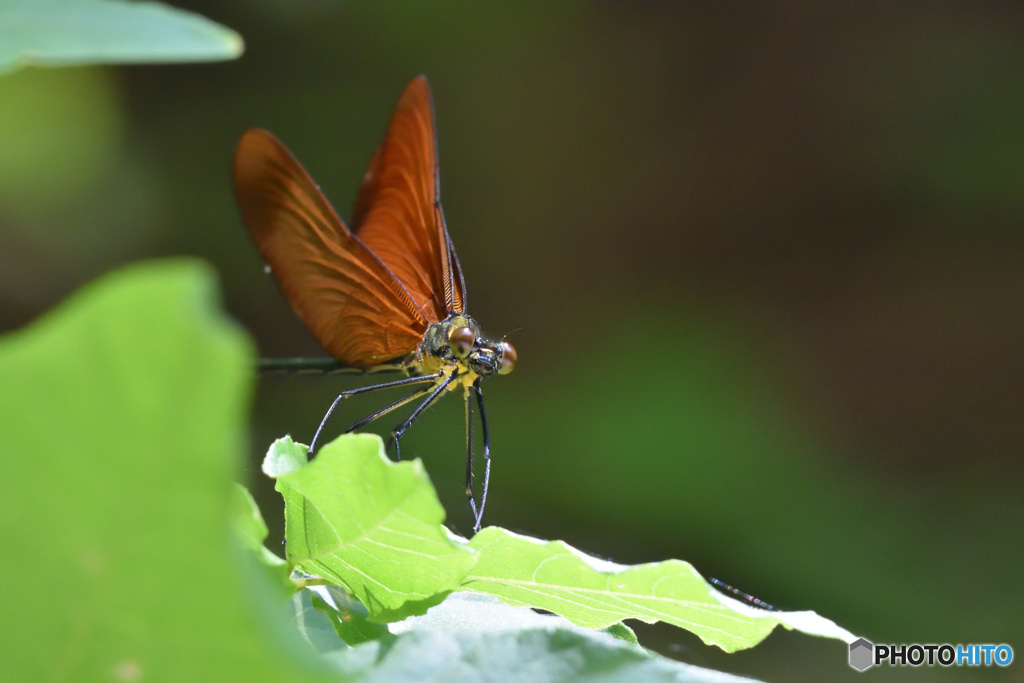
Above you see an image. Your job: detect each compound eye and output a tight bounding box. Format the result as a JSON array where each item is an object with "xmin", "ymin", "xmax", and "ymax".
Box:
[
  {"xmin": 498, "ymin": 341, "xmax": 517, "ymax": 375},
  {"xmin": 449, "ymin": 325, "xmax": 476, "ymax": 358}
]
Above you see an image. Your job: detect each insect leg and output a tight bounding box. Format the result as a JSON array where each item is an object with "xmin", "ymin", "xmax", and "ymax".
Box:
[
  {"xmin": 309, "ymin": 372, "xmax": 443, "ymax": 455},
  {"xmin": 344, "ymin": 385, "xmax": 436, "ymax": 433},
  {"xmin": 464, "ymin": 385, "xmax": 476, "ymax": 523},
  {"xmin": 387, "ymin": 372, "xmax": 458, "ymax": 460},
  {"xmin": 710, "ymin": 578, "xmax": 777, "ymax": 611},
  {"xmin": 471, "ymin": 378, "xmax": 491, "ymax": 533}
]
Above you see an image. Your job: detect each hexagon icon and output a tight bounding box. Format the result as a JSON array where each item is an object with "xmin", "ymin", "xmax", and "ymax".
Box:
[{"xmin": 849, "ymin": 638, "xmax": 874, "ymax": 671}]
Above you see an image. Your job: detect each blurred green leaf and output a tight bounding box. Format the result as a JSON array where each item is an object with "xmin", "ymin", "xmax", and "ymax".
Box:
[
  {"xmin": 231, "ymin": 482, "xmax": 272, "ymax": 552},
  {"xmin": 230, "ymin": 482, "xmax": 294, "ymax": 597},
  {"xmin": 337, "ymin": 593, "xmax": 759, "ymax": 682},
  {"xmin": 0, "ymin": 0, "xmax": 243, "ymax": 74},
  {"xmin": 273, "ymin": 433, "xmax": 477, "ymax": 622},
  {"xmin": 0, "ymin": 67, "xmax": 122, "ymax": 216},
  {"xmin": 0, "ymin": 260, "xmax": 333, "ymax": 680},
  {"xmin": 460, "ymin": 528, "xmax": 855, "ymax": 653}
]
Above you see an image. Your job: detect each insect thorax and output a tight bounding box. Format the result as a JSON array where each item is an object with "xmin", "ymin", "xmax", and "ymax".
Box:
[{"xmin": 420, "ymin": 314, "xmax": 479, "ymax": 361}]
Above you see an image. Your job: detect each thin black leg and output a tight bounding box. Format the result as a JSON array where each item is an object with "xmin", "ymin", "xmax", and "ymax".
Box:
[
  {"xmin": 471, "ymin": 378, "xmax": 491, "ymax": 533},
  {"xmin": 464, "ymin": 385, "xmax": 476, "ymax": 524},
  {"xmin": 344, "ymin": 385, "xmax": 436, "ymax": 434},
  {"xmin": 710, "ymin": 578, "xmax": 777, "ymax": 611},
  {"xmin": 388, "ymin": 371, "xmax": 459, "ymax": 460},
  {"xmin": 308, "ymin": 372, "xmax": 443, "ymax": 455}
]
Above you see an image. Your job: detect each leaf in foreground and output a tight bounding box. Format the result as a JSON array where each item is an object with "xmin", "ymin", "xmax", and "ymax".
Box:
[
  {"xmin": 272, "ymin": 434, "xmax": 477, "ymax": 621},
  {"xmin": 0, "ymin": 0, "xmax": 243, "ymax": 74},
  {"xmin": 0, "ymin": 260, "xmax": 332, "ymax": 680},
  {"xmin": 461, "ymin": 528, "xmax": 856, "ymax": 653},
  {"xmin": 229, "ymin": 483, "xmax": 293, "ymax": 597},
  {"xmin": 332, "ymin": 593, "xmax": 761, "ymax": 683}
]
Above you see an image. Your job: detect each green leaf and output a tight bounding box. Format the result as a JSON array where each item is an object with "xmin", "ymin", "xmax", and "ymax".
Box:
[
  {"xmin": 263, "ymin": 434, "xmax": 309, "ymax": 478},
  {"xmin": 460, "ymin": 528, "xmax": 856, "ymax": 653},
  {"xmin": 230, "ymin": 482, "xmax": 294, "ymax": 597},
  {"xmin": 307, "ymin": 585, "xmax": 393, "ymax": 647},
  {"xmin": 0, "ymin": 260, "xmax": 334, "ymax": 680},
  {"xmin": 289, "ymin": 588, "xmax": 356, "ymax": 657},
  {"xmin": 231, "ymin": 482, "xmax": 272, "ymax": 552},
  {"xmin": 0, "ymin": 0, "xmax": 243, "ymax": 74},
  {"xmin": 605, "ymin": 622, "xmax": 639, "ymax": 645},
  {"xmin": 273, "ymin": 433, "xmax": 477, "ymax": 622},
  {"xmin": 335, "ymin": 593, "xmax": 760, "ymax": 682}
]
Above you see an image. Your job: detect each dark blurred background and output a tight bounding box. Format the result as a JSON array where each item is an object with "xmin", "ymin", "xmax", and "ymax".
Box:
[{"xmin": 1, "ymin": 2, "xmax": 1021, "ymax": 679}]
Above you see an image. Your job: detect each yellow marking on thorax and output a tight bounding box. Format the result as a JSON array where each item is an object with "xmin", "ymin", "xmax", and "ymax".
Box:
[
  {"xmin": 458, "ymin": 367, "xmax": 480, "ymax": 388},
  {"xmin": 416, "ymin": 356, "xmax": 479, "ymax": 393}
]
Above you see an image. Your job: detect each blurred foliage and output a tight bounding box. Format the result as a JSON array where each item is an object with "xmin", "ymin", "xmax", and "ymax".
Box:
[
  {"xmin": 0, "ymin": 67, "xmax": 121, "ymax": 211},
  {"xmin": 0, "ymin": 261, "xmax": 332, "ymax": 681},
  {"xmin": 0, "ymin": 1, "xmax": 1021, "ymax": 680},
  {"xmin": 0, "ymin": 0, "xmax": 241, "ymax": 73},
  {"xmin": 318, "ymin": 592, "xmax": 756, "ymax": 682}
]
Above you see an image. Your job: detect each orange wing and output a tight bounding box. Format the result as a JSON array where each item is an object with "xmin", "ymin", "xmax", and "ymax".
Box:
[
  {"xmin": 233, "ymin": 128, "xmax": 427, "ymax": 366},
  {"xmin": 351, "ymin": 76, "xmax": 466, "ymax": 321}
]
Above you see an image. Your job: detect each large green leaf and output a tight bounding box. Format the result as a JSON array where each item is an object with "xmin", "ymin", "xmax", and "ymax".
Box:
[
  {"xmin": 0, "ymin": 0, "xmax": 242, "ymax": 74},
  {"xmin": 267, "ymin": 431, "xmax": 855, "ymax": 656},
  {"xmin": 269, "ymin": 434, "xmax": 478, "ymax": 622},
  {"xmin": 334, "ymin": 593, "xmax": 761, "ymax": 682},
  {"xmin": 0, "ymin": 260, "xmax": 334, "ymax": 680},
  {"xmin": 460, "ymin": 528, "xmax": 856, "ymax": 653}
]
